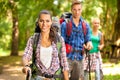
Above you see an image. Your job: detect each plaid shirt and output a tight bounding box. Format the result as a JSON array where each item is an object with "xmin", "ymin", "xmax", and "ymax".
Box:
[
  {"xmin": 83, "ymin": 52, "xmax": 103, "ymax": 71},
  {"xmin": 23, "ymin": 34, "xmax": 69, "ymax": 75},
  {"xmin": 61, "ymin": 16, "xmax": 91, "ymax": 60}
]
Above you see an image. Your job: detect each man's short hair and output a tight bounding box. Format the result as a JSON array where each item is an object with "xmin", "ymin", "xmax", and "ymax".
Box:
[{"xmin": 71, "ymin": 0, "xmax": 83, "ymax": 7}]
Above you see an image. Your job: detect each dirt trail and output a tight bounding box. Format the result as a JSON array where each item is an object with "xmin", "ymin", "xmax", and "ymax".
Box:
[
  {"xmin": 0, "ymin": 65, "xmax": 25, "ymax": 80},
  {"xmin": 0, "ymin": 63, "xmax": 120, "ymax": 80},
  {"xmin": 102, "ymin": 63, "xmax": 120, "ymax": 75}
]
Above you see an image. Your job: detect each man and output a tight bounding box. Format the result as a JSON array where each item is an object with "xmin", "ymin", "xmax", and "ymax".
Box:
[{"xmin": 61, "ymin": 0, "xmax": 92, "ymax": 80}]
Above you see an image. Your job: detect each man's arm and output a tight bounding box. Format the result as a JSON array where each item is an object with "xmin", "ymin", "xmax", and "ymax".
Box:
[{"xmin": 84, "ymin": 23, "xmax": 93, "ymax": 50}]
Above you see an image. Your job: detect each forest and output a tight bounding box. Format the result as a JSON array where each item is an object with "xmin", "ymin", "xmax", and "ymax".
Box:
[
  {"xmin": 0, "ymin": 0, "xmax": 120, "ymax": 80},
  {"xmin": 0, "ymin": 0, "xmax": 120, "ymax": 57}
]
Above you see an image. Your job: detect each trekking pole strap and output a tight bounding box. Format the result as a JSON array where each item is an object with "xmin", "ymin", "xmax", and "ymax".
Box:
[
  {"xmin": 86, "ymin": 50, "xmax": 91, "ymax": 80},
  {"xmin": 26, "ymin": 70, "xmax": 31, "ymax": 80}
]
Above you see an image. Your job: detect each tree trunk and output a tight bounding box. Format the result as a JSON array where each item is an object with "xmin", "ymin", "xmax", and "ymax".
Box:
[
  {"xmin": 11, "ymin": 16, "xmax": 19, "ymax": 56},
  {"xmin": 113, "ymin": 0, "xmax": 120, "ymax": 44},
  {"xmin": 110, "ymin": 0, "xmax": 120, "ymax": 58},
  {"xmin": 9, "ymin": 0, "xmax": 19, "ymax": 56}
]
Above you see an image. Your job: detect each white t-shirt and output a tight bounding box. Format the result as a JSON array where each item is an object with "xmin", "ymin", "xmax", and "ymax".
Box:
[{"xmin": 40, "ymin": 46, "xmax": 53, "ymax": 69}]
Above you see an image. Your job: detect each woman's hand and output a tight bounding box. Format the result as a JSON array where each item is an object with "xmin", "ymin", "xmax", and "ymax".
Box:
[
  {"xmin": 63, "ymin": 70, "xmax": 69, "ymax": 80},
  {"xmin": 22, "ymin": 66, "xmax": 31, "ymax": 75},
  {"xmin": 98, "ymin": 45, "xmax": 104, "ymax": 50}
]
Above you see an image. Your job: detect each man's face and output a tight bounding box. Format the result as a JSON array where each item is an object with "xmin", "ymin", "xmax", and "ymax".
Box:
[{"xmin": 71, "ymin": 4, "xmax": 82, "ymax": 18}]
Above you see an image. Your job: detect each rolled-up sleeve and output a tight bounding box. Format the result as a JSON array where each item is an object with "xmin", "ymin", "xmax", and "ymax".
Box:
[
  {"xmin": 60, "ymin": 37, "xmax": 69, "ymax": 71},
  {"xmin": 84, "ymin": 23, "xmax": 91, "ymax": 43},
  {"xmin": 22, "ymin": 37, "xmax": 34, "ymax": 62}
]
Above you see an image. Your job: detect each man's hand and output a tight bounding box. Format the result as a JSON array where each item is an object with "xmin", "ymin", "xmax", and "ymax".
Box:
[{"xmin": 83, "ymin": 41, "xmax": 93, "ymax": 50}]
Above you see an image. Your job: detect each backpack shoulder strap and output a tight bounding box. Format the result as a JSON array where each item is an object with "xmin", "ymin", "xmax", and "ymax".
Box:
[
  {"xmin": 98, "ymin": 31, "xmax": 102, "ymax": 40},
  {"xmin": 32, "ymin": 33, "xmax": 40, "ymax": 63},
  {"xmin": 66, "ymin": 20, "xmax": 87, "ymax": 37},
  {"xmin": 30, "ymin": 33, "xmax": 40, "ymax": 78},
  {"xmin": 32, "ymin": 33, "xmax": 40, "ymax": 47},
  {"xmin": 66, "ymin": 20, "xmax": 72, "ymax": 37},
  {"xmin": 56, "ymin": 33, "xmax": 62, "ymax": 54},
  {"xmin": 55, "ymin": 34, "xmax": 63, "ymax": 77},
  {"xmin": 82, "ymin": 20, "xmax": 87, "ymax": 36},
  {"xmin": 32, "ymin": 33, "xmax": 40, "ymax": 54}
]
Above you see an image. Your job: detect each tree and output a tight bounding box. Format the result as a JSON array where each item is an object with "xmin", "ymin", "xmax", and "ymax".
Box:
[
  {"xmin": 113, "ymin": 0, "xmax": 120, "ymax": 45},
  {"xmin": 0, "ymin": 0, "xmax": 19, "ymax": 56},
  {"xmin": 9, "ymin": 0, "xmax": 19, "ymax": 56}
]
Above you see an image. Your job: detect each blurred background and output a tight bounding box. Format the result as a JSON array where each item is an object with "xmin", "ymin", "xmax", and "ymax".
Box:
[{"xmin": 0, "ymin": 0, "xmax": 120, "ymax": 80}]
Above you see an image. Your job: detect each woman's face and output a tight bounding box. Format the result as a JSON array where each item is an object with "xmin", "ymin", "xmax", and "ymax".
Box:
[
  {"xmin": 38, "ymin": 14, "xmax": 52, "ymax": 33},
  {"xmin": 92, "ymin": 19, "xmax": 100, "ymax": 29}
]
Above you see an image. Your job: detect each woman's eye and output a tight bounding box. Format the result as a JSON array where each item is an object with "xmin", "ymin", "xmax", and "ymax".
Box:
[
  {"xmin": 39, "ymin": 20, "xmax": 49, "ymax": 22},
  {"xmin": 39, "ymin": 20, "xmax": 43, "ymax": 22},
  {"xmin": 46, "ymin": 20, "xmax": 50, "ymax": 22}
]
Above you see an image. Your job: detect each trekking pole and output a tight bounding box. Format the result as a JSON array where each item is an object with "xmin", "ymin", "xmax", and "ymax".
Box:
[
  {"xmin": 26, "ymin": 70, "xmax": 31, "ymax": 80},
  {"xmin": 86, "ymin": 50, "xmax": 91, "ymax": 80}
]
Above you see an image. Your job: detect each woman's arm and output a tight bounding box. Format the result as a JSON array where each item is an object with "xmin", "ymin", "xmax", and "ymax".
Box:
[
  {"xmin": 22, "ymin": 36, "xmax": 34, "ymax": 74},
  {"xmin": 60, "ymin": 37, "xmax": 69, "ymax": 80}
]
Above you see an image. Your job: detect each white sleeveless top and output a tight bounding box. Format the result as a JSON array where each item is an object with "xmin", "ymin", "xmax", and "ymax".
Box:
[{"xmin": 40, "ymin": 46, "xmax": 53, "ymax": 69}]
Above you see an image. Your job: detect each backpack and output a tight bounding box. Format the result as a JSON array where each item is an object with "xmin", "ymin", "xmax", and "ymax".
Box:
[
  {"xmin": 52, "ymin": 17, "xmax": 61, "ymax": 34},
  {"xmin": 30, "ymin": 33, "xmax": 63, "ymax": 80}
]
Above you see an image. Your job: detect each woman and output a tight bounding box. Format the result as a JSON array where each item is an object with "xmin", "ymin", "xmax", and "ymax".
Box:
[
  {"xmin": 84, "ymin": 18, "xmax": 104, "ymax": 80},
  {"xmin": 22, "ymin": 10, "xmax": 69, "ymax": 80}
]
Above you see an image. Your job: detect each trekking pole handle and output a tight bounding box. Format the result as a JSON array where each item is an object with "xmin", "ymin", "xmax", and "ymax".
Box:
[{"xmin": 26, "ymin": 70, "xmax": 31, "ymax": 80}]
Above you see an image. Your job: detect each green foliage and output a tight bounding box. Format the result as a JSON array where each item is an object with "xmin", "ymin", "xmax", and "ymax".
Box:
[
  {"xmin": 0, "ymin": 0, "xmax": 118, "ymax": 52},
  {"xmin": 18, "ymin": 0, "xmax": 71, "ymax": 50},
  {"xmin": 99, "ymin": 0, "xmax": 117, "ymax": 40},
  {"xmin": 104, "ymin": 74, "xmax": 120, "ymax": 80},
  {"xmin": 0, "ymin": 18, "xmax": 12, "ymax": 50},
  {"xmin": 0, "ymin": 0, "xmax": 72, "ymax": 50},
  {"xmin": 18, "ymin": 0, "xmax": 56, "ymax": 50},
  {"xmin": 0, "ymin": 49, "xmax": 10, "ymax": 56},
  {"xmin": 0, "ymin": 0, "xmax": 9, "ymax": 18}
]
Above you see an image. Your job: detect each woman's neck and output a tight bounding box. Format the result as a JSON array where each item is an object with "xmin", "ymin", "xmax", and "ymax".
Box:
[
  {"xmin": 41, "ymin": 32, "xmax": 49, "ymax": 39},
  {"xmin": 92, "ymin": 29, "xmax": 98, "ymax": 32},
  {"xmin": 40, "ymin": 32, "xmax": 51, "ymax": 47},
  {"xmin": 92, "ymin": 29, "xmax": 99, "ymax": 36}
]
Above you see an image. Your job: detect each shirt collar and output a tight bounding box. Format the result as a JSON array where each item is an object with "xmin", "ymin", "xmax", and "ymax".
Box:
[{"xmin": 70, "ymin": 16, "xmax": 84, "ymax": 22}]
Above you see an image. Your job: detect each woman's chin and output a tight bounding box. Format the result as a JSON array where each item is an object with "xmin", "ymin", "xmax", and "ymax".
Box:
[{"xmin": 41, "ymin": 30, "xmax": 49, "ymax": 33}]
